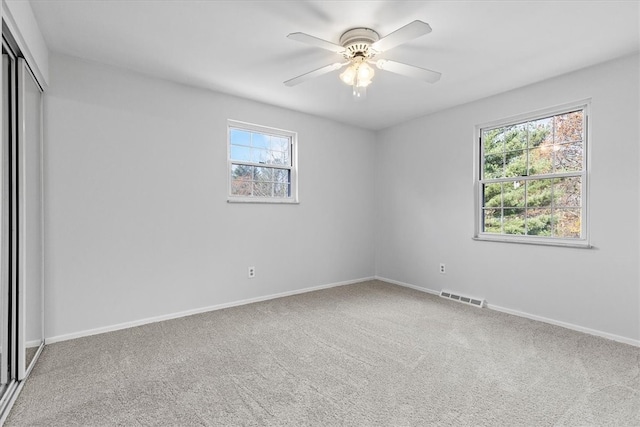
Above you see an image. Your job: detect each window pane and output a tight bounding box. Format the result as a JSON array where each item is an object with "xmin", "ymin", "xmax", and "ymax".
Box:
[
  {"xmin": 483, "ymin": 183, "xmax": 502, "ymax": 208},
  {"xmin": 231, "ymin": 179, "xmax": 252, "ymax": 196},
  {"xmin": 273, "ymin": 182, "xmax": 290, "ymax": 198},
  {"xmin": 528, "ymin": 117, "xmax": 552, "ymax": 148},
  {"xmin": 554, "ymin": 142, "xmax": 583, "ymax": 173},
  {"xmin": 230, "ymin": 129, "xmax": 251, "ymax": 146},
  {"xmin": 252, "ymin": 133, "xmax": 269, "ymax": 149},
  {"xmin": 503, "ymin": 209, "xmax": 525, "ymax": 234},
  {"xmin": 265, "ymin": 150, "xmax": 288, "ymax": 166},
  {"xmin": 250, "ymin": 148, "xmax": 268, "ymax": 164},
  {"xmin": 526, "ymin": 179, "xmax": 552, "ymax": 208},
  {"xmin": 552, "ymin": 177, "xmax": 581, "ymax": 207},
  {"xmin": 271, "ymin": 136, "xmax": 289, "ymax": 152},
  {"xmin": 483, "ymin": 153, "xmax": 504, "ymax": 179},
  {"xmin": 253, "ymin": 181, "xmax": 273, "ymax": 197},
  {"xmin": 554, "ymin": 111, "xmax": 583, "ymax": 143},
  {"xmin": 483, "ymin": 209, "xmax": 502, "ymax": 233},
  {"xmin": 553, "ymin": 208, "xmax": 581, "ymax": 238},
  {"xmin": 253, "ymin": 167, "xmax": 273, "ymax": 182},
  {"xmin": 281, "ymin": 148, "xmax": 291, "ymax": 165},
  {"xmin": 231, "ymin": 164, "xmax": 253, "ymax": 179},
  {"xmin": 503, "ymin": 180, "xmax": 525, "ymax": 207},
  {"xmin": 230, "ymin": 145, "xmax": 250, "ymax": 162},
  {"xmin": 483, "ymin": 128, "xmax": 504, "ymax": 155},
  {"xmin": 504, "ymin": 123, "xmax": 528, "ymax": 151},
  {"xmin": 273, "ymin": 168, "xmax": 289, "ymax": 184},
  {"xmin": 504, "ymin": 149, "xmax": 527, "ymax": 177},
  {"xmin": 528, "ymin": 147, "xmax": 553, "ymax": 175},
  {"xmin": 526, "ymin": 208, "xmax": 552, "ymax": 236}
]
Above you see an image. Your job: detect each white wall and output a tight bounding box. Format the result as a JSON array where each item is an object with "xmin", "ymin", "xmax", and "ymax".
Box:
[
  {"xmin": 44, "ymin": 50, "xmax": 640, "ymax": 345},
  {"xmin": 44, "ymin": 53, "xmax": 376, "ymax": 340},
  {"xmin": 375, "ymin": 54, "xmax": 640, "ymax": 344}
]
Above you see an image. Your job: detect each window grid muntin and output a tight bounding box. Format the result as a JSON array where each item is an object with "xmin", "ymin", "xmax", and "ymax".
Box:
[{"xmin": 479, "ymin": 106, "xmax": 586, "ymax": 240}]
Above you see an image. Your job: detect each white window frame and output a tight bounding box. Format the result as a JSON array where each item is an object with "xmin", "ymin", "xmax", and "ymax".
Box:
[
  {"xmin": 473, "ymin": 100, "xmax": 591, "ymax": 248},
  {"xmin": 227, "ymin": 119, "xmax": 298, "ymax": 204}
]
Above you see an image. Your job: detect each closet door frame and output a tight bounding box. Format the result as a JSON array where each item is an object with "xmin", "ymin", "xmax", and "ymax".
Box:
[{"xmin": 16, "ymin": 56, "xmax": 43, "ymax": 380}]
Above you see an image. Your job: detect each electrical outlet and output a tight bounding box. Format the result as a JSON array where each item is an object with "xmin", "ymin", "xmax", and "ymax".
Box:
[
  {"xmin": 439, "ymin": 263, "xmax": 446, "ymax": 274},
  {"xmin": 248, "ymin": 266, "xmax": 255, "ymax": 278}
]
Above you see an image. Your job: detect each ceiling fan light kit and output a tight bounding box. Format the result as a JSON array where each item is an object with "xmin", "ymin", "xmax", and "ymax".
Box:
[
  {"xmin": 285, "ymin": 20, "xmax": 441, "ymax": 100},
  {"xmin": 339, "ymin": 57, "xmax": 375, "ymax": 99},
  {"xmin": 338, "ymin": 28, "xmax": 378, "ymax": 99}
]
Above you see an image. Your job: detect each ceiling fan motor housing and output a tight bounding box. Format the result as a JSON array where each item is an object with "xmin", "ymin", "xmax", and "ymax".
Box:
[{"xmin": 339, "ymin": 28, "xmax": 380, "ymax": 59}]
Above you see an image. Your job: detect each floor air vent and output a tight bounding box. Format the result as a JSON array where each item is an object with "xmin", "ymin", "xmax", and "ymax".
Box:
[{"xmin": 440, "ymin": 290, "xmax": 485, "ymax": 308}]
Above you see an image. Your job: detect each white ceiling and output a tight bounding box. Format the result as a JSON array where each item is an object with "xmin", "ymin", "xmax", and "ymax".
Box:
[{"xmin": 30, "ymin": 0, "xmax": 639, "ymax": 131}]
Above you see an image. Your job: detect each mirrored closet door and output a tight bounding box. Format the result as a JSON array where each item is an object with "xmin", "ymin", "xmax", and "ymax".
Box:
[{"xmin": 18, "ymin": 57, "xmax": 43, "ymax": 379}]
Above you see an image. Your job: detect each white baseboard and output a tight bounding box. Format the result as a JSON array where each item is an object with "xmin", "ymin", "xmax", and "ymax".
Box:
[
  {"xmin": 486, "ymin": 303, "xmax": 640, "ymax": 347},
  {"xmin": 375, "ymin": 276, "xmax": 440, "ymax": 296},
  {"xmin": 45, "ymin": 276, "xmax": 376, "ymax": 345},
  {"xmin": 375, "ymin": 275, "xmax": 640, "ymax": 348}
]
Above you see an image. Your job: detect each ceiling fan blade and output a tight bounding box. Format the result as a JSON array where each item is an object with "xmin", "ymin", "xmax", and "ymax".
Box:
[
  {"xmin": 287, "ymin": 32, "xmax": 345, "ymax": 53},
  {"xmin": 284, "ymin": 62, "xmax": 347, "ymax": 87},
  {"xmin": 371, "ymin": 20, "xmax": 432, "ymax": 52},
  {"xmin": 375, "ymin": 60, "xmax": 441, "ymax": 83}
]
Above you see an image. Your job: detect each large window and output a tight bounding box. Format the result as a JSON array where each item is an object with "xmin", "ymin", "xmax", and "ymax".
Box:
[
  {"xmin": 475, "ymin": 103, "xmax": 589, "ymax": 247},
  {"xmin": 227, "ymin": 120, "xmax": 297, "ymax": 203}
]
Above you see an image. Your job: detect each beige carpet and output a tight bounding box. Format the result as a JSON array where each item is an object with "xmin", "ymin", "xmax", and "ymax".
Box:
[{"xmin": 6, "ymin": 280, "xmax": 640, "ymax": 426}]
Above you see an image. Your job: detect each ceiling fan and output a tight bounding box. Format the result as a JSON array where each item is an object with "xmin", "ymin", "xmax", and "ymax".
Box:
[{"xmin": 284, "ymin": 20, "xmax": 441, "ymax": 99}]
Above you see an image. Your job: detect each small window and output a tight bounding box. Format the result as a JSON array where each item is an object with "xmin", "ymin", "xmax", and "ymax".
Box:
[
  {"xmin": 227, "ymin": 120, "xmax": 298, "ymax": 203},
  {"xmin": 475, "ymin": 103, "xmax": 589, "ymax": 247}
]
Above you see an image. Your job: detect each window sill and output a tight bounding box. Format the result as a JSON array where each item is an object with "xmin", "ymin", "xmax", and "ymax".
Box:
[
  {"xmin": 227, "ymin": 197, "xmax": 299, "ymax": 205},
  {"xmin": 473, "ymin": 235, "xmax": 592, "ymax": 249}
]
